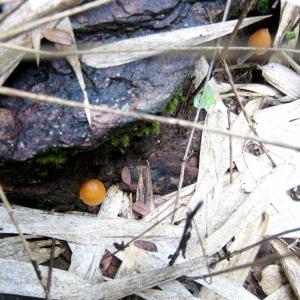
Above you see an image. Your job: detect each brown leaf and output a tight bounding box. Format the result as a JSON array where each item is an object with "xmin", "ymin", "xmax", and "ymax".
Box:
[
  {"xmin": 100, "ymin": 251, "xmax": 121, "ymax": 279},
  {"xmin": 132, "ymin": 201, "xmax": 150, "ymax": 216},
  {"xmin": 42, "ymin": 28, "xmax": 74, "ymax": 46},
  {"xmin": 121, "ymin": 166, "xmax": 131, "ymax": 186},
  {"xmin": 134, "ymin": 240, "xmax": 158, "ymax": 252}
]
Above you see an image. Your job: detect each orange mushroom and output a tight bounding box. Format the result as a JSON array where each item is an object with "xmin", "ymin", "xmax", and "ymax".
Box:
[
  {"xmin": 79, "ymin": 179, "xmax": 106, "ymax": 205},
  {"xmin": 237, "ymin": 28, "xmax": 272, "ymax": 64},
  {"xmin": 248, "ymin": 28, "xmax": 272, "ymax": 55}
]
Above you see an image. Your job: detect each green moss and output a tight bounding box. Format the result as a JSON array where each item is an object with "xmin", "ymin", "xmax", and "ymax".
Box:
[
  {"xmin": 166, "ymin": 91, "xmax": 187, "ymax": 114},
  {"xmin": 35, "ymin": 148, "xmax": 67, "ymax": 166},
  {"xmin": 255, "ymin": 0, "xmax": 269, "ymax": 13},
  {"xmin": 111, "ymin": 133, "xmax": 130, "ymax": 148},
  {"xmin": 120, "ymin": 134, "xmax": 130, "ymax": 148},
  {"xmin": 144, "ymin": 121, "xmax": 160, "ymax": 136},
  {"xmin": 111, "ymin": 136, "xmax": 119, "ymax": 147}
]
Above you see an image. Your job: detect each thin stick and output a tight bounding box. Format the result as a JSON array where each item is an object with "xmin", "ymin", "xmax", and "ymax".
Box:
[
  {"xmin": 188, "ymin": 253, "xmax": 291, "ymax": 280},
  {"xmin": 46, "ymin": 238, "xmax": 56, "ymax": 298},
  {"xmin": 0, "ymin": 86, "xmax": 299, "ymax": 151},
  {"xmin": 1, "ymin": 41, "xmax": 300, "ymax": 57},
  {"xmin": 217, "ymin": 226, "xmax": 300, "ymax": 264},
  {"xmin": 222, "ymin": 59, "xmax": 276, "ymax": 167},
  {"xmin": 220, "ymin": 0, "xmax": 256, "ymax": 60},
  {"xmin": 0, "ymin": 0, "xmax": 113, "ymax": 41},
  {"xmin": 0, "ymin": 185, "xmax": 50, "ymax": 299},
  {"xmin": 227, "ymin": 109, "xmax": 233, "ymax": 183}
]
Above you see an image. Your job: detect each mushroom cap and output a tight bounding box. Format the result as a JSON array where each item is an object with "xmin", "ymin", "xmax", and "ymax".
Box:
[
  {"xmin": 79, "ymin": 179, "xmax": 106, "ymax": 205},
  {"xmin": 248, "ymin": 28, "xmax": 272, "ymax": 55}
]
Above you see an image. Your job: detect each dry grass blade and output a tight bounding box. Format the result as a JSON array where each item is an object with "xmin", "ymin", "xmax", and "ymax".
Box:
[
  {"xmin": 0, "ymin": 0, "xmax": 113, "ymax": 41},
  {"xmin": 55, "ymin": 17, "xmax": 92, "ymax": 126},
  {"xmin": 1, "ymin": 42, "xmax": 300, "ymax": 58},
  {"xmin": 81, "ymin": 16, "xmax": 270, "ymax": 68},
  {"xmin": 0, "ymin": 86, "xmax": 299, "ymax": 152}
]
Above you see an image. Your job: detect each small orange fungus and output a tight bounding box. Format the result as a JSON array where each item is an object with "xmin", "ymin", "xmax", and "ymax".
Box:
[
  {"xmin": 248, "ymin": 28, "xmax": 272, "ymax": 55},
  {"xmin": 79, "ymin": 179, "xmax": 106, "ymax": 205}
]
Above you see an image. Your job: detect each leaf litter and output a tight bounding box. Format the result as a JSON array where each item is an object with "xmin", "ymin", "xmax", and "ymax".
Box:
[{"xmin": 0, "ymin": 0, "xmax": 300, "ymax": 299}]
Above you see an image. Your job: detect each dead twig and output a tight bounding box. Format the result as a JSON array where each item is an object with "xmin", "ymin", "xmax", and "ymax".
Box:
[
  {"xmin": 227, "ymin": 109, "xmax": 234, "ymax": 183},
  {"xmin": 220, "ymin": 0, "xmax": 256, "ymax": 60},
  {"xmin": 46, "ymin": 238, "xmax": 56, "ymax": 298},
  {"xmin": 0, "ymin": 185, "xmax": 50, "ymax": 299},
  {"xmin": 187, "ymin": 253, "xmax": 292, "ymax": 281},
  {"xmin": 216, "ymin": 227, "xmax": 300, "ymax": 264},
  {"xmin": 222, "ymin": 59, "xmax": 277, "ymax": 167},
  {"xmin": 1, "ymin": 42, "xmax": 300, "ymax": 57},
  {"xmin": 0, "ymin": 86, "xmax": 299, "ymax": 151},
  {"xmin": 169, "ymin": 201, "xmax": 203, "ymax": 266}
]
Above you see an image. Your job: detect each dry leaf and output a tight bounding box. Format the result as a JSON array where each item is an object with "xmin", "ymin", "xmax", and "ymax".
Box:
[
  {"xmin": 81, "ymin": 16, "xmax": 270, "ymax": 69},
  {"xmin": 100, "ymin": 251, "xmax": 121, "ymax": 278},
  {"xmin": 260, "ymin": 63, "xmax": 300, "ymax": 99},
  {"xmin": 259, "ymin": 264, "xmax": 287, "ymax": 295},
  {"xmin": 132, "ymin": 201, "xmax": 151, "ymax": 217},
  {"xmin": 42, "ymin": 27, "xmax": 74, "ymax": 45},
  {"xmin": 133, "ymin": 240, "xmax": 158, "ymax": 252},
  {"xmin": 121, "ymin": 166, "xmax": 131, "ymax": 186}
]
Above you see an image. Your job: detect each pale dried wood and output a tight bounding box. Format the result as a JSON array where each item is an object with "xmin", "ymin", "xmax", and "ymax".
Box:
[
  {"xmin": 0, "ymin": 205, "xmax": 188, "ymax": 245},
  {"xmin": 271, "ymin": 0, "xmax": 299, "ymax": 63},
  {"xmin": 68, "ymin": 185, "xmax": 131, "ymax": 283},
  {"xmin": 260, "ymin": 63, "xmax": 300, "ymax": 99},
  {"xmin": 259, "ymin": 264, "xmax": 287, "ymax": 295},
  {"xmin": 253, "ymin": 100, "xmax": 300, "ymax": 176},
  {"xmin": 231, "ymin": 98, "xmax": 263, "ymax": 173},
  {"xmin": 137, "ymin": 289, "xmax": 200, "ymax": 300},
  {"xmin": 272, "ymin": 239, "xmax": 300, "ymax": 298},
  {"xmin": 115, "ymin": 211, "xmax": 194, "ymax": 298},
  {"xmin": 0, "ymin": 236, "xmax": 63, "ymax": 263},
  {"xmin": 264, "ymin": 284, "xmax": 297, "ymax": 300},
  {"xmin": 193, "ymin": 56, "xmax": 209, "ymax": 89},
  {"xmin": 201, "ymin": 214, "xmax": 268, "ymax": 299},
  {"xmin": 196, "ymin": 274, "xmax": 259, "ymax": 300},
  {"xmin": 215, "ymin": 81, "xmax": 279, "ymax": 97},
  {"xmin": 186, "ymin": 163, "xmax": 299, "ymax": 258},
  {"xmin": 0, "ymin": 255, "xmax": 209, "ymax": 299},
  {"xmin": 186, "ymin": 93, "xmax": 229, "ymax": 234},
  {"xmin": 265, "ymin": 192, "xmax": 300, "ymax": 238},
  {"xmin": 66, "ymin": 255, "xmax": 208, "ymax": 299},
  {"xmin": 0, "ymin": 258, "xmax": 91, "ymax": 298},
  {"xmin": 81, "ymin": 16, "xmax": 269, "ymax": 68}
]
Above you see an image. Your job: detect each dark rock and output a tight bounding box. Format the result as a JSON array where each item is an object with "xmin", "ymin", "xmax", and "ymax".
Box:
[{"xmin": 0, "ymin": 0, "xmax": 229, "ymax": 161}]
